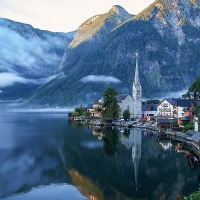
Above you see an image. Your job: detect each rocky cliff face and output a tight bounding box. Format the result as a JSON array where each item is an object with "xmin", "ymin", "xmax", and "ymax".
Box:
[
  {"xmin": 70, "ymin": 5, "xmax": 133, "ymax": 48},
  {"xmin": 135, "ymin": 0, "xmax": 200, "ymax": 44},
  {"xmin": 133, "ymin": 0, "xmax": 200, "ymax": 89}
]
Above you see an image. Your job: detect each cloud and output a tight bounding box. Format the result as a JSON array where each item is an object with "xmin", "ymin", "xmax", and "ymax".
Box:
[
  {"xmin": 144, "ymin": 89, "xmax": 189, "ymax": 101},
  {"xmin": 0, "ymin": 90, "xmax": 2, "ymax": 93},
  {"xmin": 0, "ymin": 24, "xmax": 62, "ymax": 73},
  {"xmin": 165, "ymin": 89, "xmax": 188, "ymax": 99},
  {"xmin": 0, "ymin": 72, "xmax": 62, "ymax": 88},
  {"xmin": 80, "ymin": 75, "xmax": 121, "ymax": 83},
  {"xmin": 0, "ymin": 73, "xmax": 38, "ymax": 87}
]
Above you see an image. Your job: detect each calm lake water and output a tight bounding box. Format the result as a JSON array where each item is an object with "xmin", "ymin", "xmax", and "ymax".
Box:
[{"xmin": 0, "ymin": 111, "xmax": 199, "ymax": 200}]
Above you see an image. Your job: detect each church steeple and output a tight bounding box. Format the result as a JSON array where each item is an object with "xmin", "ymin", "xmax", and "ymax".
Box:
[
  {"xmin": 132, "ymin": 53, "xmax": 142, "ymax": 100},
  {"xmin": 132, "ymin": 52, "xmax": 142, "ymax": 119},
  {"xmin": 134, "ymin": 53, "xmax": 140, "ymax": 85}
]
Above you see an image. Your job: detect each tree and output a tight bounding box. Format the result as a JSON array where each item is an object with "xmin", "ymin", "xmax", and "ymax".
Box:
[
  {"xmin": 185, "ymin": 186, "xmax": 200, "ymax": 199},
  {"xmin": 171, "ymin": 120, "xmax": 179, "ymax": 127},
  {"xmin": 102, "ymin": 87, "xmax": 120, "ymax": 119},
  {"xmin": 182, "ymin": 123, "xmax": 194, "ymax": 132},
  {"xmin": 73, "ymin": 105, "xmax": 88, "ymax": 117},
  {"xmin": 123, "ymin": 109, "xmax": 130, "ymax": 121}
]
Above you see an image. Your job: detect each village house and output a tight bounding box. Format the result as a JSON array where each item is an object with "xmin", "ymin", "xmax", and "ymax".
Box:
[
  {"xmin": 173, "ymin": 99, "xmax": 199, "ymax": 118},
  {"xmin": 179, "ymin": 101, "xmax": 196, "ymax": 126},
  {"xmin": 157, "ymin": 118, "xmax": 177, "ymax": 132},
  {"xmin": 157, "ymin": 98, "xmax": 174, "ymax": 118},
  {"xmin": 181, "ymin": 101, "xmax": 200, "ymax": 131},
  {"xmin": 86, "ymin": 101, "xmax": 102, "ymax": 117},
  {"xmin": 157, "ymin": 98, "xmax": 200, "ymax": 119},
  {"xmin": 142, "ymin": 100, "xmax": 160, "ymax": 120}
]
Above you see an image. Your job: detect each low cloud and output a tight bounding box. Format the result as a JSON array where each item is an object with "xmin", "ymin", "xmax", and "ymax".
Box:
[
  {"xmin": 0, "ymin": 73, "xmax": 37, "ymax": 87},
  {"xmin": 165, "ymin": 89, "xmax": 188, "ymax": 99},
  {"xmin": 0, "ymin": 72, "xmax": 61, "ymax": 88},
  {"xmin": 143, "ymin": 89, "xmax": 188, "ymax": 101},
  {"xmin": 80, "ymin": 75, "xmax": 121, "ymax": 83},
  {"xmin": 0, "ymin": 22, "xmax": 64, "ymax": 73}
]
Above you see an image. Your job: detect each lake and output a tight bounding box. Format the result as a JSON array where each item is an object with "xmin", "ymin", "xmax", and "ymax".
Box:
[{"xmin": 0, "ymin": 111, "xmax": 199, "ymax": 200}]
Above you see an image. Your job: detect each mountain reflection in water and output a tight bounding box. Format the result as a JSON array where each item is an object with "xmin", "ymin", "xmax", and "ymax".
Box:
[{"xmin": 0, "ymin": 111, "xmax": 199, "ymax": 200}]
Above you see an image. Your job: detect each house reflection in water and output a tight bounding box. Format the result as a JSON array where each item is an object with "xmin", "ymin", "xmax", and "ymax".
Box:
[
  {"xmin": 158, "ymin": 141, "xmax": 172, "ymax": 151},
  {"xmin": 120, "ymin": 128, "xmax": 141, "ymax": 191}
]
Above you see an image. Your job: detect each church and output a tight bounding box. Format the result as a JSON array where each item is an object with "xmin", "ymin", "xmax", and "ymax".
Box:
[{"xmin": 116, "ymin": 53, "xmax": 142, "ymax": 119}]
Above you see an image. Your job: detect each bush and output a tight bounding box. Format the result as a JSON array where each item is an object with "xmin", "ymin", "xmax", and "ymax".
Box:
[
  {"xmin": 171, "ymin": 121, "xmax": 179, "ymax": 127},
  {"xmin": 182, "ymin": 123, "xmax": 194, "ymax": 132}
]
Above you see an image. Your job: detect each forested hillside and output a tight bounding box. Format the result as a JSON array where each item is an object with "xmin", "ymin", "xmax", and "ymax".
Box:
[{"xmin": 189, "ymin": 76, "xmax": 200, "ymax": 94}]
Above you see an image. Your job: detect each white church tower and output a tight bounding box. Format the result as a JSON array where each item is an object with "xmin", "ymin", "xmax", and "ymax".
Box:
[{"xmin": 132, "ymin": 53, "xmax": 142, "ymax": 119}]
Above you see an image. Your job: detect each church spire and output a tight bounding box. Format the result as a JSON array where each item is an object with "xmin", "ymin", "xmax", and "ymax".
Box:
[
  {"xmin": 132, "ymin": 52, "xmax": 142, "ymax": 119},
  {"xmin": 134, "ymin": 53, "xmax": 140, "ymax": 85}
]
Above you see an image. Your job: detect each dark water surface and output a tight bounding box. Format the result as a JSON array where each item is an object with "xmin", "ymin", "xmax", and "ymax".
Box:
[{"xmin": 0, "ymin": 111, "xmax": 199, "ymax": 200}]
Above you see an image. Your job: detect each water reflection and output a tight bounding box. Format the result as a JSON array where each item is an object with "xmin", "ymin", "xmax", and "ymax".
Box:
[
  {"xmin": 0, "ymin": 112, "xmax": 199, "ymax": 200},
  {"xmin": 102, "ymin": 128, "xmax": 119, "ymax": 157},
  {"xmin": 4, "ymin": 184, "xmax": 86, "ymax": 200},
  {"xmin": 91, "ymin": 125, "xmax": 199, "ymax": 199},
  {"xmin": 69, "ymin": 169, "xmax": 104, "ymax": 200}
]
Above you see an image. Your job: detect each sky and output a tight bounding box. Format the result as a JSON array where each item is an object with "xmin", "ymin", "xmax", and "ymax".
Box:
[{"xmin": 0, "ymin": 0, "xmax": 155, "ymax": 33}]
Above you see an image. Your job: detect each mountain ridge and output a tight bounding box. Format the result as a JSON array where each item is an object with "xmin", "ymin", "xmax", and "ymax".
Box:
[
  {"xmin": 0, "ymin": 1, "xmax": 200, "ymax": 107},
  {"xmin": 69, "ymin": 5, "xmax": 133, "ymax": 48}
]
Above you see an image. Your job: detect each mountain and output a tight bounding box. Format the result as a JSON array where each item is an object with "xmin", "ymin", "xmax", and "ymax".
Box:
[
  {"xmin": 58, "ymin": 5, "xmax": 133, "ymax": 71},
  {"xmin": 134, "ymin": 0, "xmax": 200, "ymax": 86},
  {"xmin": 70, "ymin": 5, "xmax": 133, "ymax": 48},
  {"xmin": 0, "ymin": 17, "xmax": 75, "ymax": 100},
  {"xmin": 1, "ymin": 1, "xmax": 200, "ymax": 107}
]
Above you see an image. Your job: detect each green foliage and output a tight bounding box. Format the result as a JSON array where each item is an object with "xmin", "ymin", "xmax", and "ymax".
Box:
[
  {"xmin": 182, "ymin": 123, "xmax": 194, "ymax": 132},
  {"xmin": 102, "ymin": 87, "xmax": 120, "ymax": 119},
  {"xmin": 73, "ymin": 105, "xmax": 88, "ymax": 117},
  {"xmin": 72, "ymin": 111, "xmax": 80, "ymax": 117},
  {"xmin": 185, "ymin": 185, "xmax": 200, "ymax": 200},
  {"xmin": 189, "ymin": 76, "xmax": 200, "ymax": 93},
  {"xmin": 123, "ymin": 109, "xmax": 130, "ymax": 121},
  {"xmin": 171, "ymin": 121, "xmax": 179, "ymax": 127}
]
